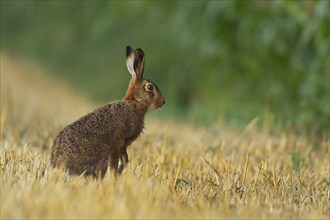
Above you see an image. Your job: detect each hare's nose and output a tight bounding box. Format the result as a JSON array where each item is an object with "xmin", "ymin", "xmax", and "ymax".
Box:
[{"xmin": 162, "ymin": 99, "xmax": 165, "ymax": 105}]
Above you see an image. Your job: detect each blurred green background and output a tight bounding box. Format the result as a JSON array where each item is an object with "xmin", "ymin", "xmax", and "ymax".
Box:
[{"xmin": 1, "ymin": 0, "xmax": 329, "ymax": 133}]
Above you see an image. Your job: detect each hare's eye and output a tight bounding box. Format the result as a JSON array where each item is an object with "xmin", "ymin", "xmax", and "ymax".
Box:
[{"xmin": 146, "ymin": 84, "xmax": 154, "ymax": 91}]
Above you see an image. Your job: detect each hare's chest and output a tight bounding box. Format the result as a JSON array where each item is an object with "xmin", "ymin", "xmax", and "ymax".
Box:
[{"xmin": 124, "ymin": 118, "xmax": 144, "ymax": 145}]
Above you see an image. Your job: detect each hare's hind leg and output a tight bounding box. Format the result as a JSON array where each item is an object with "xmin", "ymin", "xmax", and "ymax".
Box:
[{"xmin": 76, "ymin": 143, "xmax": 110, "ymax": 179}]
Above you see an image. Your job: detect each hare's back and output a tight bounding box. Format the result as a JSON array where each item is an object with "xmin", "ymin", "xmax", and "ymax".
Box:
[{"xmin": 64, "ymin": 101, "xmax": 137, "ymax": 135}]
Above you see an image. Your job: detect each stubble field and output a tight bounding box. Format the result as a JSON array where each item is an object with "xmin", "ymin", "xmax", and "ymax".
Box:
[{"xmin": 1, "ymin": 54, "xmax": 329, "ymax": 219}]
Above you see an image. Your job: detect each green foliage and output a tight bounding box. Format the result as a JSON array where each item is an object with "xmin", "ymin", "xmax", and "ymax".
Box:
[
  {"xmin": 322, "ymin": 178, "xmax": 330, "ymax": 188},
  {"xmin": 1, "ymin": 0, "xmax": 329, "ymax": 132},
  {"xmin": 290, "ymin": 152, "xmax": 305, "ymax": 172}
]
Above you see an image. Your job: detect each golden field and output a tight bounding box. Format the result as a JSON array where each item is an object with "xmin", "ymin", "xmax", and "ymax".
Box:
[{"xmin": 1, "ymin": 54, "xmax": 329, "ymax": 219}]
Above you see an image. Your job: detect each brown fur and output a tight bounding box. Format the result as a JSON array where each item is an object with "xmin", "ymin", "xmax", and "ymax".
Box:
[
  {"xmin": 124, "ymin": 79, "xmax": 136, "ymax": 101},
  {"xmin": 50, "ymin": 46, "xmax": 165, "ymax": 178}
]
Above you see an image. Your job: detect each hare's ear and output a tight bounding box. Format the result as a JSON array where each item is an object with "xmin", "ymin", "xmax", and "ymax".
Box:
[
  {"xmin": 134, "ymin": 48, "xmax": 145, "ymax": 79},
  {"xmin": 126, "ymin": 46, "xmax": 145, "ymax": 81},
  {"xmin": 126, "ymin": 46, "xmax": 136, "ymax": 78}
]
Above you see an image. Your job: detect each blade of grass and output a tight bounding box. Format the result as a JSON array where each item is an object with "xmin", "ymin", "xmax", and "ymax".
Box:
[{"xmin": 202, "ymin": 157, "xmax": 221, "ymax": 186}]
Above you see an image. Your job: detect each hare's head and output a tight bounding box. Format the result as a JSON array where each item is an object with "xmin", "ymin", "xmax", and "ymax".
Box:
[{"xmin": 124, "ymin": 46, "xmax": 165, "ymax": 109}]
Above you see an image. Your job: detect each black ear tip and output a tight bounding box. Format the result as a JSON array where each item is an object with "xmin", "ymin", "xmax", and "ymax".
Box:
[
  {"xmin": 126, "ymin": 46, "xmax": 133, "ymax": 57},
  {"xmin": 136, "ymin": 48, "xmax": 145, "ymax": 56}
]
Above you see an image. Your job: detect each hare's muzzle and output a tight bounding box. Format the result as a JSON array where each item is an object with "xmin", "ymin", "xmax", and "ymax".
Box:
[
  {"xmin": 160, "ymin": 98, "xmax": 165, "ymax": 107},
  {"xmin": 153, "ymin": 97, "xmax": 165, "ymax": 109}
]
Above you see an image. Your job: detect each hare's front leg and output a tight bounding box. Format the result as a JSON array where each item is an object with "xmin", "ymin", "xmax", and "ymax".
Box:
[
  {"xmin": 118, "ymin": 147, "xmax": 129, "ymax": 174},
  {"xmin": 109, "ymin": 151, "xmax": 119, "ymax": 173}
]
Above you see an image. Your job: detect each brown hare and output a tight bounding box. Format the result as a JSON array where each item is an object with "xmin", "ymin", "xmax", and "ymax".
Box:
[{"xmin": 50, "ymin": 46, "xmax": 165, "ymax": 178}]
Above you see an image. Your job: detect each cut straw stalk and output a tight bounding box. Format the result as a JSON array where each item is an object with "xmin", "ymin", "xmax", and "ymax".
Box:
[
  {"xmin": 173, "ymin": 166, "xmax": 180, "ymax": 188},
  {"xmin": 242, "ymin": 152, "xmax": 250, "ymax": 185},
  {"xmin": 252, "ymin": 162, "xmax": 262, "ymax": 191}
]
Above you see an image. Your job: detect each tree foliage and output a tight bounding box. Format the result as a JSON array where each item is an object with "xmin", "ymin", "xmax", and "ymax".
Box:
[{"xmin": 1, "ymin": 0, "xmax": 329, "ymax": 132}]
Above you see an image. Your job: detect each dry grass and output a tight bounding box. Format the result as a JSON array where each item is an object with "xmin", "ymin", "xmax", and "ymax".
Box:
[{"xmin": 1, "ymin": 54, "xmax": 329, "ymax": 219}]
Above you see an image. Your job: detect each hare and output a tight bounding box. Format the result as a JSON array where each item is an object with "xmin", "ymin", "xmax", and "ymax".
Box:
[{"xmin": 50, "ymin": 46, "xmax": 165, "ymax": 178}]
